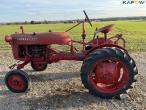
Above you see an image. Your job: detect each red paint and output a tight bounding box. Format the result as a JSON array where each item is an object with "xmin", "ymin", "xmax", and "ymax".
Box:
[
  {"xmin": 5, "ymin": 11, "xmax": 134, "ymax": 96},
  {"xmin": 49, "ymin": 52, "xmax": 85, "ymax": 63},
  {"xmin": 5, "ymin": 35, "xmax": 12, "ymax": 42},
  {"xmin": 5, "ymin": 15, "xmax": 126, "ymax": 72},
  {"xmin": 8, "ymin": 75, "xmax": 25, "ymax": 90},
  {"xmin": 85, "ymin": 44, "xmax": 127, "ymax": 56},
  {"xmin": 89, "ymin": 38, "xmax": 114, "ymax": 45},
  {"xmin": 89, "ymin": 58, "xmax": 129, "ymax": 93},
  {"xmin": 10, "ymin": 32, "xmax": 71, "ymax": 45}
]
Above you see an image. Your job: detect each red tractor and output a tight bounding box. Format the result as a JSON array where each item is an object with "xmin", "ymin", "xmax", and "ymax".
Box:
[{"xmin": 5, "ymin": 11, "xmax": 138, "ymax": 99}]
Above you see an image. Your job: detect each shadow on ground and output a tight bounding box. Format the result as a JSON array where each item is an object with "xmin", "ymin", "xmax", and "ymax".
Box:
[
  {"xmin": 0, "ymin": 69, "xmax": 80, "ymax": 84},
  {"xmin": 28, "ymin": 71, "xmax": 80, "ymax": 82},
  {"xmin": 21, "ymin": 91, "xmax": 112, "ymax": 110}
]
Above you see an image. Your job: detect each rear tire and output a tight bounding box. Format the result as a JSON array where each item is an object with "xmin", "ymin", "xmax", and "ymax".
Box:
[
  {"xmin": 5, "ymin": 69, "xmax": 29, "ymax": 93},
  {"xmin": 81, "ymin": 47, "xmax": 138, "ymax": 99}
]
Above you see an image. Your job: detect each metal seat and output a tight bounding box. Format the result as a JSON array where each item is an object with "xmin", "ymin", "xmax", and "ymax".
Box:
[{"xmin": 96, "ymin": 24, "xmax": 114, "ymax": 34}]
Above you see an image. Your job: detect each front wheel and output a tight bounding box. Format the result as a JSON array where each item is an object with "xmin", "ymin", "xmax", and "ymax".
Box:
[
  {"xmin": 81, "ymin": 47, "xmax": 138, "ymax": 99},
  {"xmin": 5, "ymin": 69, "xmax": 30, "ymax": 93}
]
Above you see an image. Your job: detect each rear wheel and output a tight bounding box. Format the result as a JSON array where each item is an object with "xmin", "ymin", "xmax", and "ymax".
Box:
[
  {"xmin": 31, "ymin": 62, "xmax": 47, "ymax": 71},
  {"xmin": 5, "ymin": 69, "xmax": 29, "ymax": 93},
  {"xmin": 81, "ymin": 47, "xmax": 138, "ymax": 99}
]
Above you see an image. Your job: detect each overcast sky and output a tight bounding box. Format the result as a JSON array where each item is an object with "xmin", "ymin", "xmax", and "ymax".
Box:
[{"xmin": 0, "ymin": 0, "xmax": 146, "ymax": 22}]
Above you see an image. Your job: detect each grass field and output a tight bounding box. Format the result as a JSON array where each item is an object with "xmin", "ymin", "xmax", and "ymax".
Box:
[{"xmin": 0, "ymin": 20, "xmax": 146, "ymax": 51}]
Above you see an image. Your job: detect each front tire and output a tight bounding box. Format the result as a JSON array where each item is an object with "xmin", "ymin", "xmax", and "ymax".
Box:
[
  {"xmin": 81, "ymin": 47, "xmax": 138, "ymax": 99},
  {"xmin": 5, "ymin": 69, "xmax": 29, "ymax": 93}
]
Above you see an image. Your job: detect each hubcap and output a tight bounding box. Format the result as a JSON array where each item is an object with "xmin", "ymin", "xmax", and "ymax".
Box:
[
  {"xmin": 89, "ymin": 58, "xmax": 129, "ymax": 93},
  {"xmin": 8, "ymin": 75, "xmax": 25, "ymax": 90}
]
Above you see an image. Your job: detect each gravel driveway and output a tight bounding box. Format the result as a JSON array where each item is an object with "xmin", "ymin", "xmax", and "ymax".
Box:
[{"xmin": 0, "ymin": 52, "xmax": 146, "ymax": 110}]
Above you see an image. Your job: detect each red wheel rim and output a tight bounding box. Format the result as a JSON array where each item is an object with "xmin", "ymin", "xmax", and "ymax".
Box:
[
  {"xmin": 88, "ymin": 58, "xmax": 129, "ymax": 93},
  {"xmin": 7, "ymin": 75, "xmax": 25, "ymax": 90}
]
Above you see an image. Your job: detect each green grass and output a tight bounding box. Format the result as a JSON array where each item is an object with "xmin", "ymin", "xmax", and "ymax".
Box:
[{"xmin": 0, "ymin": 20, "xmax": 146, "ymax": 51}]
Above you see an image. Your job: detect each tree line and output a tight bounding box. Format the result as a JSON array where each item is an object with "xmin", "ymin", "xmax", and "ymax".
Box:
[{"xmin": 1, "ymin": 16, "xmax": 146, "ymax": 25}]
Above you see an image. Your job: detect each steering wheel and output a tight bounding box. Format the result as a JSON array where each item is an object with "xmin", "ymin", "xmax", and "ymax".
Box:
[{"xmin": 83, "ymin": 10, "xmax": 92, "ymax": 27}]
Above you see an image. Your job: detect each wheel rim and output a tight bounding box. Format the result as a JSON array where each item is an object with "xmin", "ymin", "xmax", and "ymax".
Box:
[
  {"xmin": 88, "ymin": 58, "xmax": 129, "ymax": 93},
  {"xmin": 7, "ymin": 75, "xmax": 25, "ymax": 91}
]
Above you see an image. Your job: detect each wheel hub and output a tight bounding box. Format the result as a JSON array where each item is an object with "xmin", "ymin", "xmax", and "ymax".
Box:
[
  {"xmin": 89, "ymin": 58, "xmax": 129, "ymax": 93},
  {"xmin": 8, "ymin": 75, "xmax": 25, "ymax": 90},
  {"xmin": 95, "ymin": 61, "xmax": 121, "ymax": 84}
]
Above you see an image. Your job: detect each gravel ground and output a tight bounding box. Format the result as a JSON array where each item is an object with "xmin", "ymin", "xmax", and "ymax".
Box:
[{"xmin": 0, "ymin": 52, "xmax": 146, "ymax": 110}]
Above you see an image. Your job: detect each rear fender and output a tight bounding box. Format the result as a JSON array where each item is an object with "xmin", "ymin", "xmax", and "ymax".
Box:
[{"xmin": 86, "ymin": 44, "xmax": 127, "ymax": 56}]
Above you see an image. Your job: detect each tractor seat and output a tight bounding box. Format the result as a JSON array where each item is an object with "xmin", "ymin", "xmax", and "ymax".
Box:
[{"xmin": 96, "ymin": 24, "xmax": 114, "ymax": 34}]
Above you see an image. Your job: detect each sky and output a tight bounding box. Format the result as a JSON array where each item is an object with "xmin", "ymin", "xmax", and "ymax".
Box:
[{"xmin": 0, "ymin": 0, "xmax": 146, "ymax": 22}]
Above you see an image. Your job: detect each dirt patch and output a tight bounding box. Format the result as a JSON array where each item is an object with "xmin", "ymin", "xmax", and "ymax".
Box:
[{"xmin": 0, "ymin": 52, "xmax": 146, "ymax": 110}]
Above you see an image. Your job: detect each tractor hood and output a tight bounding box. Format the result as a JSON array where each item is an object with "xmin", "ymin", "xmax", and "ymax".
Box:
[{"xmin": 5, "ymin": 32, "xmax": 72, "ymax": 45}]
